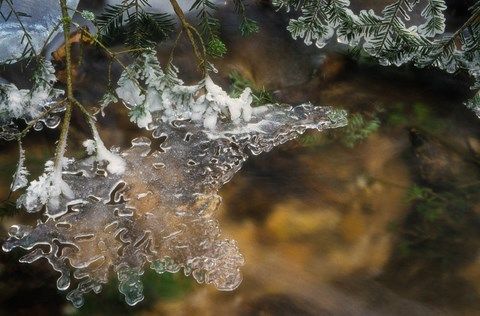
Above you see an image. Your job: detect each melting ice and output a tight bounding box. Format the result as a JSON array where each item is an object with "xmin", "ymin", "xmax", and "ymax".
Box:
[{"xmin": 3, "ymin": 53, "xmax": 348, "ymax": 307}]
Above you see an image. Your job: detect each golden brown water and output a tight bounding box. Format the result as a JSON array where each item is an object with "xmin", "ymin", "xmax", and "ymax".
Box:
[{"xmin": 1, "ymin": 2, "xmax": 480, "ymax": 315}]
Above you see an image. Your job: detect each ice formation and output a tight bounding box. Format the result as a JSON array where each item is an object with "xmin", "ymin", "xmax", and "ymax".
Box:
[
  {"xmin": 0, "ymin": 0, "xmax": 79, "ymax": 63},
  {"xmin": 82, "ymin": 120, "xmax": 126, "ymax": 175},
  {"xmin": 3, "ymin": 53, "xmax": 347, "ymax": 307},
  {"xmin": 113, "ymin": 52, "xmax": 263, "ymax": 131},
  {"xmin": 4, "ymin": 105, "xmax": 346, "ymax": 307},
  {"xmin": 20, "ymin": 159, "xmax": 75, "ymax": 214},
  {"xmin": 10, "ymin": 141, "xmax": 29, "ymax": 191},
  {"xmin": 0, "ymin": 59, "xmax": 64, "ymax": 136}
]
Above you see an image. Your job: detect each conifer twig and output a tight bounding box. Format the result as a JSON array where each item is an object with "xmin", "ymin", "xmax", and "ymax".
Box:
[
  {"xmin": 169, "ymin": 0, "xmax": 206, "ymax": 74},
  {"xmin": 55, "ymin": 0, "xmax": 74, "ymax": 174},
  {"xmin": 80, "ymin": 28, "xmax": 147, "ymax": 94}
]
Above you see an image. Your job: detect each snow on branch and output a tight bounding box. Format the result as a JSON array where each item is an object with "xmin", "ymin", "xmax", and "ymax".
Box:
[
  {"xmin": 0, "ymin": 59, "xmax": 64, "ymax": 139},
  {"xmin": 274, "ymin": 0, "xmax": 480, "ymax": 117},
  {"xmin": 110, "ymin": 50, "xmax": 266, "ymax": 130}
]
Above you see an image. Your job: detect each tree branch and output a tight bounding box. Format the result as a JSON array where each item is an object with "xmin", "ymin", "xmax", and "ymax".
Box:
[
  {"xmin": 169, "ymin": 0, "xmax": 206, "ymax": 75},
  {"xmin": 54, "ymin": 0, "xmax": 74, "ymax": 174}
]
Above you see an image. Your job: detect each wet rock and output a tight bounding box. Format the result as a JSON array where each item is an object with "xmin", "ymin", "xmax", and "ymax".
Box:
[
  {"xmin": 409, "ymin": 128, "xmax": 479, "ymax": 187},
  {"xmin": 221, "ymin": 132, "xmax": 413, "ymax": 289},
  {"xmin": 241, "ymin": 293, "xmax": 326, "ymax": 316},
  {"xmin": 467, "ymin": 137, "xmax": 480, "ymax": 158},
  {"xmin": 265, "ymin": 200, "xmax": 340, "ymax": 241}
]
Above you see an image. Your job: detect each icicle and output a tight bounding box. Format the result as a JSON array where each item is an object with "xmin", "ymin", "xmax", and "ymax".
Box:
[{"xmin": 11, "ymin": 140, "xmax": 29, "ymax": 192}]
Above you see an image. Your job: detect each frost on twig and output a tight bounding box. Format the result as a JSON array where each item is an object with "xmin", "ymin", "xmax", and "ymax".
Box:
[
  {"xmin": 0, "ymin": 59, "xmax": 64, "ymax": 139},
  {"xmin": 3, "ymin": 56, "xmax": 347, "ymax": 307},
  {"xmin": 112, "ymin": 51, "xmax": 262, "ymax": 130},
  {"xmin": 11, "ymin": 141, "xmax": 29, "ymax": 192},
  {"xmin": 82, "ymin": 120, "xmax": 126, "ymax": 175},
  {"xmin": 17, "ymin": 159, "xmax": 74, "ymax": 214}
]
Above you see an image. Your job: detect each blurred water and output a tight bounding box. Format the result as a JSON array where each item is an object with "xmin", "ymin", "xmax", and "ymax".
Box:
[
  {"xmin": 0, "ymin": 1, "xmax": 479, "ymax": 315},
  {"xmin": 0, "ymin": 0, "xmax": 79, "ymax": 63}
]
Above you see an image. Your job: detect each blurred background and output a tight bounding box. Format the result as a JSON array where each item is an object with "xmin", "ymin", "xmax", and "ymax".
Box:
[{"xmin": 0, "ymin": 0, "xmax": 480, "ymax": 315}]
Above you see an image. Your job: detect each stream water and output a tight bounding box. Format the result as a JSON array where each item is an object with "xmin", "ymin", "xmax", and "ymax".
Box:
[{"xmin": 0, "ymin": 1, "xmax": 480, "ymax": 315}]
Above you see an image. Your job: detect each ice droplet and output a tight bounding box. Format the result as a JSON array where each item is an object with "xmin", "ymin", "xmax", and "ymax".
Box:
[{"xmin": 42, "ymin": 115, "xmax": 61, "ymax": 129}]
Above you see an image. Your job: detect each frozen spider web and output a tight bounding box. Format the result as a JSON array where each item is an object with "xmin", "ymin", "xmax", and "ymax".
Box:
[{"xmin": 3, "ymin": 55, "xmax": 347, "ymax": 307}]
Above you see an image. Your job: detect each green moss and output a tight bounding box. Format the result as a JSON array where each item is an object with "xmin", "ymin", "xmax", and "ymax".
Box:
[
  {"xmin": 228, "ymin": 71, "xmax": 274, "ymax": 106},
  {"xmin": 71, "ymin": 271, "xmax": 193, "ymax": 315},
  {"xmin": 340, "ymin": 113, "xmax": 380, "ymax": 148}
]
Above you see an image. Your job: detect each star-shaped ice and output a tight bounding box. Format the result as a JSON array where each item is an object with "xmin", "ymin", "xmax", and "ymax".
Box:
[{"xmin": 2, "ymin": 52, "xmax": 347, "ymax": 307}]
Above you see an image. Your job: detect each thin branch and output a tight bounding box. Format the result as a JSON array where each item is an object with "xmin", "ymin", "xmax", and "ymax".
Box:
[
  {"xmin": 168, "ymin": 28, "xmax": 183, "ymax": 66},
  {"xmin": 54, "ymin": 0, "xmax": 74, "ymax": 174},
  {"xmin": 80, "ymin": 28, "xmax": 147, "ymax": 94},
  {"xmin": 72, "ymin": 98, "xmax": 93, "ymax": 119},
  {"xmin": 169, "ymin": 0, "xmax": 206, "ymax": 74},
  {"xmin": 18, "ymin": 99, "xmax": 67, "ymax": 138}
]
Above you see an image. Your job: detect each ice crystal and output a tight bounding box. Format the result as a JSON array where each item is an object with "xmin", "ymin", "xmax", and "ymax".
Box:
[
  {"xmin": 19, "ymin": 159, "xmax": 74, "ymax": 214},
  {"xmin": 113, "ymin": 51, "xmax": 261, "ymax": 130},
  {"xmin": 84, "ymin": 120, "xmax": 126, "ymax": 175},
  {"xmin": 11, "ymin": 141, "xmax": 29, "ymax": 192},
  {"xmin": 0, "ymin": 59, "xmax": 64, "ymax": 139},
  {"xmin": 3, "ymin": 99, "xmax": 347, "ymax": 307}
]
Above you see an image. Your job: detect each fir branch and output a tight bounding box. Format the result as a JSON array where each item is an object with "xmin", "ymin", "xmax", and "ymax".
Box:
[
  {"xmin": 95, "ymin": 1, "xmax": 174, "ymax": 53},
  {"xmin": 96, "ymin": 3, "xmax": 133, "ymax": 43},
  {"xmin": 228, "ymin": 71, "xmax": 274, "ymax": 106},
  {"xmin": 340, "ymin": 113, "xmax": 380, "ymax": 148},
  {"xmin": 415, "ymin": 5, "xmax": 479, "ymax": 87},
  {"xmin": 190, "ymin": 0, "xmax": 226, "ymax": 57},
  {"xmin": 275, "ymin": 0, "xmax": 480, "ymax": 116},
  {"xmin": 232, "ymin": 0, "xmax": 259, "ymax": 36},
  {"xmin": 418, "ymin": 0, "xmax": 447, "ymax": 36}
]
